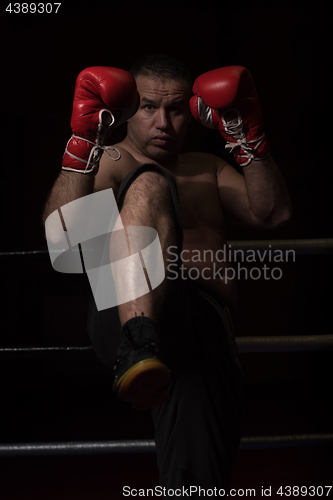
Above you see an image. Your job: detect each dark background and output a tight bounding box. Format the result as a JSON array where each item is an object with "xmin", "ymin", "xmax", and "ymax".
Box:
[{"xmin": 1, "ymin": 1, "xmax": 332, "ymax": 498}]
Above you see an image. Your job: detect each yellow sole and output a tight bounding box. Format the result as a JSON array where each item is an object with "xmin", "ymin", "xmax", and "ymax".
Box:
[{"xmin": 116, "ymin": 359, "xmax": 171, "ymax": 411}]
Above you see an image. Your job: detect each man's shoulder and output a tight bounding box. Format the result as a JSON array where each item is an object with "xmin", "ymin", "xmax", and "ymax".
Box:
[
  {"xmin": 93, "ymin": 142, "xmax": 140, "ymax": 193},
  {"xmin": 105, "ymin": 142, "xmax": 140, "ymax": 169}
]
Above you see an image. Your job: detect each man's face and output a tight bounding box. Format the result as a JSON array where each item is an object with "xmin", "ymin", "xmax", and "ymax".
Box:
[{"xmin": 126, "ymin": 75, "xmax": 191, "ymax": 163}]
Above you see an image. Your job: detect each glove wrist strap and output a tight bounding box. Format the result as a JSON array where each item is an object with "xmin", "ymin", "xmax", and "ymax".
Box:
[
  {"xmin": 62, "ymin": 135, "xmax": 121, "ymax": 174},
  {"xmin": 221, "ymin": 108, "xmax": 271, "ymax": 167},
  {"xmin": 62, "ymin": 111, "xmax": 121, "ymax": 174}
]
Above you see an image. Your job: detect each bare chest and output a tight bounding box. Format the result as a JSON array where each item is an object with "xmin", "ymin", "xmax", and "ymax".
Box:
[{"xmin": 174, "ymin": 172, "xmax": 226, "ymax": 232}]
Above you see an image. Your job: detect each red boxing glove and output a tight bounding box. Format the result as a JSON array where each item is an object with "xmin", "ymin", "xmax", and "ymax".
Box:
[
  {"xmin": 190, "ymin": 66, "xmax": 271, "ymax": 166},
  {"xmin": 62, "ymin": 66, "xmax": 138, "ymax": 174}
]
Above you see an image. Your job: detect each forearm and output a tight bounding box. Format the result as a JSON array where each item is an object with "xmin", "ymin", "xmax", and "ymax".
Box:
[
  {"xmin": 42, "ymin": 170, "xmax": 94, "ymax": 225},
  {"xmin": 242, "ymin": 155, "xmax": 292, "ymax": 228}
]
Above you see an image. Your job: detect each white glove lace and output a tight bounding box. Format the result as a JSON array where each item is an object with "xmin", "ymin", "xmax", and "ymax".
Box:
[
  {"xmin": 62, "ymin": 111, "xmax": 121, "ymax": 174},
  {"xmin": 64, "ymin": 136, "xmax": 121, "ymax": 173},
  {"xmin": 222, "ymin": 108, "xmax": 265, "ymax": 166}
]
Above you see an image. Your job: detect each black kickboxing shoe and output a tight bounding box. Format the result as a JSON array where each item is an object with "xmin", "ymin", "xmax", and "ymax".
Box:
[{"xmin": 113, "ymin": 314, "xmax": 171, "ymax": 411}]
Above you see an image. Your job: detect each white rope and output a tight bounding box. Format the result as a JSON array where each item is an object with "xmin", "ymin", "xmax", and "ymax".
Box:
[
  {"xmin": 63, "ymin": 135, "xmax": 121, "ymax": 174},
  {"xmin": 63, "ymin": 111, "xmax": 122, "ymax": 174},
  {"xmin": 222, "ymin": 109, "xmax": 266, "ymax": 166}
]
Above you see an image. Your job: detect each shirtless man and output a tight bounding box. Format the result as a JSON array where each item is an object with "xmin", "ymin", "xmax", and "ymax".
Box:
[{"xmin": 43, "ymin": 54, "xmax": 292, "ymax": 494}]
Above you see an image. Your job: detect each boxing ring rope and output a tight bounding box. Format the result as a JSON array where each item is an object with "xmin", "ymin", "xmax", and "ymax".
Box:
[
  {"xmin": 226, "ymin": 238, "xmax": 333, "ymax": 255},
  {"xmin": 1, "ymin": 434, "xmax": 332, "ymax": 457},
  {"xmin": 1, "ymin": 335, "xmax": 333, "ymax": 358},
  {"xmin": 1, "ymin": 238, "xmax": 332, "ymax": 457},
  {"xmin": 236, "ymin": 335, "xmax": 333, "ymax": 352},
  {"xmin": 2, "ymin": 237, "xmax": 331, "ymax": 357},
  {"xmin": 2, "ymin": 237, "xmax": 332, "ymax": 356},
  {"xmin": 0, "ymin": 238, "xmax": 332, "ymax": 261}
]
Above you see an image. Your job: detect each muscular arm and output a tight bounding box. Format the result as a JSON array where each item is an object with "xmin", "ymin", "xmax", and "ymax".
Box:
[
  {"xmin": 191, "ymin": 66, "xmax": 292, "ymax": 229},
  {"xmin": 42, "ymin": 142, "xmax": 139, "ymax": 228},
  {"xmin": 43, "ymin": 66, "xmax": 138, "ymax": 226},
  {"xmin": 217, "ymin": 156, "xmax": 292, "ymax": 229},
  {"xmin": 42, "ymin": 171, "xmax": 95, "ymax": 225}
]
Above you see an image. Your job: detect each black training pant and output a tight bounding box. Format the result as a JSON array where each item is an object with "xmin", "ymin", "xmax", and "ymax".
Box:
[{"xmin": 87, "ymin": 163, "xmax": 243, "ymax": 496}]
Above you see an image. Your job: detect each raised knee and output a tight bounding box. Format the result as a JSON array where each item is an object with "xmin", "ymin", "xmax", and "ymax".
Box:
[
  {"xmin": 132, "ymin": 169, "xmax": 169, "ymax": 192},
  {"xmin": 120, "ymin": 165, "xmax": 175, "ymax": 215},
  {"xmin": 125, "ymin": 170, "xmax": 171, "ymax": 204}
]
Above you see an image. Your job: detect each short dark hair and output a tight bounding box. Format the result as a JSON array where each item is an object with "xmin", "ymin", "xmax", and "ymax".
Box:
[{"xmin": 129, "ymin": 53, "xmax": 193, "ymax": 90}]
